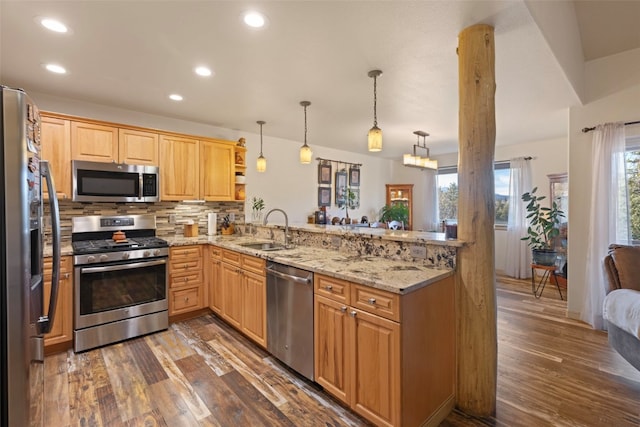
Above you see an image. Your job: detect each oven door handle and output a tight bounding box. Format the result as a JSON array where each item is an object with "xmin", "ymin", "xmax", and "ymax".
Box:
[{"xmin": 81, "ymin": 258, "xmax": 167, "ymax": 274}]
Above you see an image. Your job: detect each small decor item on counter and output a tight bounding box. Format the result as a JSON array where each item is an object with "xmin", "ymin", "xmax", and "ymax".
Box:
[
  {"xmin": 251, "ymin": 196, "xmax": 265, "ymax": 223},
  {"xmin": 360, "ymin": 215, "xmax": 368, "ymax": 224},
  {"xmin": 221, "ymin": 214, "xmax": 235, "ymax": 235},
  {"xmin": 112, "ymin": 230, "xmax": 126, "ymax": 242},
  {"xmin": 183, "ymin": 220, "xmax": 198, "ymax": 237}
]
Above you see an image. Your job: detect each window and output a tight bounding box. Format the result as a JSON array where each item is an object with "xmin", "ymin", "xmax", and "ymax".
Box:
[
  {"xmin": 436, "ymin": 162, "xmax": 510, "ymax": 225},
  {"xmin": 624, "ymin": 136, "xmax": 640, "ymax": 242}
]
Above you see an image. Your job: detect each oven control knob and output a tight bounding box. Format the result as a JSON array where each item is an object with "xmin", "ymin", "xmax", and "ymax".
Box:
[
  {"xmin": 100, "ymin": 254, "xmax": 109, "ymax": 262},
  {"xmin": 87, "ymin": 256, "xmax": 96, "ymax": 263},
  {"xmin": 153, "ymin": 249, "xmax": 161, "ymax": 256},
  {"xmin": 122, "ymin": 252, "xmax": 130, "ymax": 260},
  {"xmin": 143, "ymin": 250, "xmax": 151, "ymax": 257}
]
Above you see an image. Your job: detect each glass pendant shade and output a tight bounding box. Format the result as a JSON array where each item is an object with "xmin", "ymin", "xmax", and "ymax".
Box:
[
  {"xmin": 368, "ymin": 125, "xmax": 383, "ymax": 152},
  {"xmin": 256, "ymin": 155, "xmax": 267, "ymax": 172},
  {"xmin": 300, "ymin": 144, "xmax": 312, "ymax": 164},
  {"xmin": 256, "ymin": 120, "xmax": 266, "ymax": 173}
]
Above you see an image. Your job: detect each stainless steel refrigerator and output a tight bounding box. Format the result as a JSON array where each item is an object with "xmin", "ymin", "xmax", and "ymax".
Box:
[{"xmin": 1, "ymin": 86, "xmax": 61, "ymax": 426}]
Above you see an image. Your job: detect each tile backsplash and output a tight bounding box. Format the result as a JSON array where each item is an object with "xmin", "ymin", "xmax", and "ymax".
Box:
[{"xmin": 44, "ymin": 200, "xmax": 245, "ymax": 243}]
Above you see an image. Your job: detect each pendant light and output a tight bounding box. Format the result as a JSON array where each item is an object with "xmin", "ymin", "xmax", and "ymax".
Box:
[
  {"xmin": 300, "ymin": 101, "xmax": 313, "ymax": 164},
  {"xmin": 367, "ymin": 69, "xmax": 383, "ymax": 152},
  {"xmin": 403, "ymin": 130, "xmax": 438, "ymax": 170},
  {"xmin": 256, "ymin": 120, "xmax": 267, "ymax": 172}
]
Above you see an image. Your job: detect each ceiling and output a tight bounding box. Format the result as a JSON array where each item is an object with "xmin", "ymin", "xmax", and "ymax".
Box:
[{"xmin": 1, "ymin": 1, "xmax": 638, "ymax": 159}]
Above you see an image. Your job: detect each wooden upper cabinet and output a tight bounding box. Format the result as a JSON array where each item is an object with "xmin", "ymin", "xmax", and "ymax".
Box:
[
  {"xmin": 40, "ymin": 116, "xmax": 72, "ymax": 200},
  {"xmin": 118, "ymin": 128, "xmax": 159, "ymax": 165},
  {"xmin": 200, "ymin": 140, "xmax": 234, "ymax": 201},
  {"xmin": 71, "ymin": 121, "xmax": 118, "ymax": 163},
  {"xmin": 159, "ymin": 135, "xmax": 199, "ymax": 200}
]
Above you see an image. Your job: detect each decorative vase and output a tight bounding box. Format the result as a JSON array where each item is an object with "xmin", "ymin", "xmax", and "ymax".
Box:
[{"xmin": 532, "ymin": 249, "xmax": 557, "ymax": 266}]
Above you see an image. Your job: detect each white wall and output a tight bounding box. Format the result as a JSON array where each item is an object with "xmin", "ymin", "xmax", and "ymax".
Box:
[
  {"xmin": 31, "ymin": 91, "xmax": 394, "ymax": 226},
  {"xmin": 567, "ymin": 83, "xmax": 640, "ymax": 319},
  {"xmin": 432, "ymin": 136, "xmax": 569, "ymax": 272}
]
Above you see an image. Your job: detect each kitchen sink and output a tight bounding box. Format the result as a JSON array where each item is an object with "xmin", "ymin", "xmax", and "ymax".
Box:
[{"xmin": 238, "ymin": 241, "xmax": 288, "ymax": 251}]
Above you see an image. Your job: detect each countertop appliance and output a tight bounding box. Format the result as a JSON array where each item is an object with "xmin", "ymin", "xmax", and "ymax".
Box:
[
  {"xmin": 71, "ymin": 214, "xmax": 169, "ymax": 352},
  {"xmin": 1, "ymin": 86, "xmax": 61, "ymax": 426},
  {"xmin": 266, "ymin": 262, "xmax": 314, "ymax": 381},
  {"xmin": 72, "ymin": 159, "xmax": 159, "ymax": 203}
]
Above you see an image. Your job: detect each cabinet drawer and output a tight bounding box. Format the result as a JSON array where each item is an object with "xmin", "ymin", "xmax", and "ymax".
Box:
[
  {"xmin": 221, "ymin": 249, "xmax": 241, "ymax": 266},
  {"xmin": 209, "ymin": 245, "xmax": 222, "ymax": 259},
  {"xmin": 169, "ymin": 285, "xmax": 203, "ymax": 315},
  {"xmin": 351, "ymin": 284, "xmax": 400, "ymax": 322},
  {"xmin": 169, "ymin": 258, "xmax": 202, "ymax": 272},
  {"xmin": 170, "ymin": 271, "xmax": 203, "ymax": 288},
  {"xmin": 44, "ymin": 256, "xmax": 72, "ymax": 275},
  {"xmin": 315, "ymin": 274, "xmax": 351, "ymax": 305},
  {"xmin": 241, "ymin": 254, "xmax": 265, "ymax": 275},
  {"xmin": 170, "ymin": 245, "xmax": 202, "ymax": 261}
]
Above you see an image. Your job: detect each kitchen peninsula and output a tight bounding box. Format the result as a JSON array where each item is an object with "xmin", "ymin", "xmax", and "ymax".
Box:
[{"xmin": 48, "ymin": 222, "xmax": 459, "ymax": 426}]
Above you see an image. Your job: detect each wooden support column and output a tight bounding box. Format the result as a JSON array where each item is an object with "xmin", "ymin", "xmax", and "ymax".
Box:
[{"xmin": 456, "ymin": 24, "xmax": 497, "ymax": 416}]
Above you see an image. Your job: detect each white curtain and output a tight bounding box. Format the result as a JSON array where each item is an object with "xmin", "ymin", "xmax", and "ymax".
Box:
[
  {"xmin": 504, "ymin": 157, "xmax": 533, "ymax": 278},
  {"xmin": 581, "ymin": 122, "xmax": 628, "ymax": 330}
]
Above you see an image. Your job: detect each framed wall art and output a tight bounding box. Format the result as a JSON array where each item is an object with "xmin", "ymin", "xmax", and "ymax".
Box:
[
  {"xmin": 349, "ymin": 166, "xmax": 360, "ymax": 187},
  {"xmin": 335, "ymin": 170, "xmax": 347, "ymax": 206},
  {"xmin": 318, "ymin": 162, "xmax": 332, "ymax": 185},
  {"xmin": 318, "ymin": 187, "xmax": 331, "ymax": 207}
]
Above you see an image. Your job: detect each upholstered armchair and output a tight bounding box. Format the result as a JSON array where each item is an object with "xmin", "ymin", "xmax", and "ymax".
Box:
[{"xmin": 603, "ymin": 244, "xmax": 640, "ymax": 370}]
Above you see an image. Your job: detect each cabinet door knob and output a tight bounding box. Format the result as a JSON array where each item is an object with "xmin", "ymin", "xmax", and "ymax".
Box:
[
  {"xmin": 184, "ymin": 277, "xmax": 188, "ymax": 282},
  {"xmin": 325, "ymin": 285, "xmax": 333, "ymax": 291},
  {"xmin": 184, "ymin": 297, "xmax": 189, "ymax": 302},
  {"xmin": 368, "ymin": 298, "xmax": 376, "ymax": 305},
  {"xmin": 340, "ymin": 306, "xmax": 347, "ymax": 313},
  {"xmin": 184, "ymin": 263, "xmax": 188, "ymax": 268},
  {"xmin": 350, "ymin": 310, "xmax": 357, "ymax": 317}
]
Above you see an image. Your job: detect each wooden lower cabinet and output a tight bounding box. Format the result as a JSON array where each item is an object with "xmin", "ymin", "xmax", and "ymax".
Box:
[
  {"xmin": 220, "ymin": 261, "xmax": 243, "ymax": 329},
  {"xmin": 211, "ymin": 247, "xmax": 266, "ymax": 348},
  {"xmin": 241, "ymin": 269, "xmax": 266, "ymax": 347},
  {"xmin": 208, "ymin": 246, "xmax": 223, "ymax": 315},
  {"xmin": 169, "ymin": 245, "xmax": 204, "ymax": 316},
  {"xmin": 43, "ymin": 256, "xmax": 73, "ymax": 353},
  {"xmin": 314, "ymin": 273, "xmax": 455, "ymax": 427}
]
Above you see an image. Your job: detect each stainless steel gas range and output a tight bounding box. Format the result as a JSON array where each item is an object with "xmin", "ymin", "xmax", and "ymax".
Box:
[{"xmin": 71, "ymin": 214, "xmax": 169, "ymax": 352}]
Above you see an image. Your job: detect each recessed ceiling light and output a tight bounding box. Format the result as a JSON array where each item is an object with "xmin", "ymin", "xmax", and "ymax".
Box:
[
  {"xmin": 169, "ymin": 94, "xmax": 183, "ymax": 101},
  {"xmin": 194, "ymin": 66, "xmax": 212, "ymax": 77},
  {"xmin": 38, "ymin": 17, "xmax": 69, "ymax": 33},
  {"xmin": 44, "ymin": 64, "xmax": 66, "ymax": 74},
  {"xmin": 243, "ymin": 11, "xmax": 266, "ymax": 28}
]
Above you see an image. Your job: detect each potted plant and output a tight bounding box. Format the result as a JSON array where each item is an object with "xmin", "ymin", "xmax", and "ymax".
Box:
[
  {"xmin": 521, "ymin": 187, "xmax": 565, "ymax": 266},
  {"xmin": 251, "ymin": 196, "xmax": 265, "ymax": 223},
  {"xmin": 379, "ymin": 203, "xmax": 409, "ymax": 229},
  {"xmin": 221, "ymin": 214, "xmax": 235, "ymax": 235}
]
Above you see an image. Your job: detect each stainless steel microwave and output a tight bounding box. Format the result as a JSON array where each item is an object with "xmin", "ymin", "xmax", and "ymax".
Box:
[{"xmin": 72, "ymin": 160, "xmax": 160, "ymax": 202}]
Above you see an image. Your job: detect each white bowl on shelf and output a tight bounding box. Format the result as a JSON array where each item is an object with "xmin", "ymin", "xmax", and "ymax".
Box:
[{"xmin": 235, "ymin": 175, "xmax": 246, "ymax": 184}]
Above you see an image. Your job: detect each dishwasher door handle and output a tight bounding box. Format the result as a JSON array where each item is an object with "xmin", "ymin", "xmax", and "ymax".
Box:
[{"xmin": 266, "ymin": 267, "xmax": 312, "ymax": 285}]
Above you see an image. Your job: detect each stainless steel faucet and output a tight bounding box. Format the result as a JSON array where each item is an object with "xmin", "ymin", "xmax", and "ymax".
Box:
[{"xmin": 263, "ymin": 208, "xmax": 291, "ymax": 247}]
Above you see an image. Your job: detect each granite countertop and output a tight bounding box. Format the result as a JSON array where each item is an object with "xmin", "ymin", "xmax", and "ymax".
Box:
[
  {"xmin": 166, "ymin": 235, "xmax": 453, "ymax": 295},
  {"xmin": 49, "ymin": 233, "xmax": 455, "ymax": 295},
  {"xmin": 270, "ymin": 223, "xmax": 464, "ymax": 247}
]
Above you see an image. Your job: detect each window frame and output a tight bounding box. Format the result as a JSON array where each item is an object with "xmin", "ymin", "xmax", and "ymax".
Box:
[{"xmin": 436, "ymin": 161, "xmax": 511, "ymax": 229}]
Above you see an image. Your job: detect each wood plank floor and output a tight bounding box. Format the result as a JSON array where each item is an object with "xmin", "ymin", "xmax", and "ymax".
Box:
[{"xmin": 44, "ymin": 275, "xmax": 640, "ymax": 426}]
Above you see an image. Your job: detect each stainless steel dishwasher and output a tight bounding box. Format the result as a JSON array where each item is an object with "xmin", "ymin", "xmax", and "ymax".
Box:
[{"xmin": 266, "ymin": 262, "xmax": 314, "ymax": 381}]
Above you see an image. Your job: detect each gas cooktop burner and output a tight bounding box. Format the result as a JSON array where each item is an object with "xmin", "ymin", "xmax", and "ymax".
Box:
[{"xmin": 72, "ymin": 237, "xmax": 168, "ymax": 255}]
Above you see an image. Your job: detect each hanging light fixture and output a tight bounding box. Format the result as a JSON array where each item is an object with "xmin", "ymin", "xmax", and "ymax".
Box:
[
  {"xmin": 403, "ymin": 130, "xmax": 438, "ymax": 170},
  {"xmin": 256, "ymin": 120, "xmax": 267, "ymax": 172},
  {"xmin": 367, "ymin": 69, "xmax": 383, "ymax": 152},
  {"xmin": 299, "ymin": 101, "xmax": 313, "ymax": 164}
]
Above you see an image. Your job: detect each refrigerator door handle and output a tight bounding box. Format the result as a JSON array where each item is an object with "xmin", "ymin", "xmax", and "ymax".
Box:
[{"xmin": 38, "ymin": 160, "xmax": 61, "ymax": 334}]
